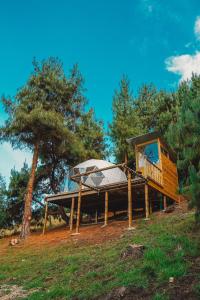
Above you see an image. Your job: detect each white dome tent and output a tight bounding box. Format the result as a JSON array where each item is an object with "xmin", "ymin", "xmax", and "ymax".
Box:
[{"xmin": 68, "ymin": 159, "xmax": 127, "ymax": 192}]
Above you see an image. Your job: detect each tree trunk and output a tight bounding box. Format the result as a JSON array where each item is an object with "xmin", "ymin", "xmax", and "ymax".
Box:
[{"xmin": 20, "ymin": 142, "xmax": 39, "ymax": 239}]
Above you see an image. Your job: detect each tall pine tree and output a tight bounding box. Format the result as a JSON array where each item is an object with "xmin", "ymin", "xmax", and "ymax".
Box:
[
  {"xmin": 0, "ymin": 58, "xmax": 86, "ymax": 238},
  {"xmin": 109, "ymin": 76, "xmax": 144, "ymax": 162},
  {"xmin": 167, "ymin": 75, "xmax": 200, "ymax": 223}
]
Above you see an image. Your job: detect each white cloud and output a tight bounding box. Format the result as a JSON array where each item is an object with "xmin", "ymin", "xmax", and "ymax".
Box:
[
  {"xmin": 166, "ymin": 16, "xmax": 200, "ymax": 82},
  {"xmin": 194, "ymin": 16, "xmax": 200, "ymax": 40},
  {"xmin": 0, "ymin": 143, "xmax": 32, "ymax": 184},
  {"xmin": 165, "ymin": 52, "xmax": 200, "ymax": 82}
]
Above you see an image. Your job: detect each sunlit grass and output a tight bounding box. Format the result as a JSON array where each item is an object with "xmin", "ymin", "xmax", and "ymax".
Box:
[{"xmin": 0, "ymin": 212, "xmax": 199, "ymax": 299}]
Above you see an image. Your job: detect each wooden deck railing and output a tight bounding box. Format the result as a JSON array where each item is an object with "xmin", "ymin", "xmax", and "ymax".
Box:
[{"xmin": 144, "ymin": 158, "xmax": 163, "ymax": 186}]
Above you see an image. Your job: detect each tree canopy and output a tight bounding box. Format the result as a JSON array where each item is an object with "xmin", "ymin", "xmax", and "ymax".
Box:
[{"xmin": 0, "ymin": 57, "xmax": 106, "ymax": 237}]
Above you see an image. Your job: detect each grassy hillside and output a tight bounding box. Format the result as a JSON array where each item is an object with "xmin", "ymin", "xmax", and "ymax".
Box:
[{"xmin": 0, "ymin": 210, "xmax": 200, "ymax": 300}]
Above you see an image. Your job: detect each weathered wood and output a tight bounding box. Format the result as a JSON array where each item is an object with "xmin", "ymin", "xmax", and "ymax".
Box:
[
  {"xmin": 163, "ymin": 195, "xmax": 167, "ymax": 210},
  {"xmin": 69, "ymin": 197, "xmax": 75, "ymax": 231},
  {"xmin": 127, "ymin": 170, "xmax": 133, "ymax": 228},
  {"xmin": 145, "ymin": 184, "xmax": 149, "ymax": 219},
  {"xmin": 42, "ymin": 201, "xmax": 48, "ymax": 235},
  {"xmin": 104, "ymin": 191, "xmax": 109, "ymax": 226},
  {"xmin": 75, "ymin": 183, "xmax": 82, "ymax": 234}
]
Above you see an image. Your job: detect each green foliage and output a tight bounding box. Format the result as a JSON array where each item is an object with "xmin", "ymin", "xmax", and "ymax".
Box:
[
  {"xmin": 109, "ymin": 76, "xmax": 144, "ymax": 162},
  {"xmin": 0, "ymin": 174, "xmax": 7, "ymax": 228},
  {"xmin": 76, "ymin": 108, "xmax": 106, "ymax": 159},
  {"xmin": 134, "ymin": 84, "xmax": 158, "ymax": 131},
  {"xmin": 110, "ymin": 74, "xmax": 200, "ymax": 224},
  {"xmin": 5, "ymin": 163, "xmax": 30, "ymax": 226},
  {"xmin": 0, "ymin": 58, "xmax": 106, "ymax": 232},
  {"xmin": 109, "ymin": 79, "xmax": 181, "ymax": 162},
  {"xmin": 167, "ymin": 75, "xmax": 200, "ymax": 223}
]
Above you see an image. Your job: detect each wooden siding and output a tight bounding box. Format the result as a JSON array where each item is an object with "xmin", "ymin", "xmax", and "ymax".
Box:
[
  {"xmin": 160, "ymin": 140, "xmax": 179, "ymax": 201},
  {"xmin": 135, "ymin": 138, "xmax": 179, "ymax": 202}
]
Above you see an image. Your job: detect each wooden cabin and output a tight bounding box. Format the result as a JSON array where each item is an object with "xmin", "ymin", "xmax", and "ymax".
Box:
[
  {"xmin": 44, "ymin": 132, "xmax": 180, "ymax": 234},
  {"xmin": 127, "ymin": 132, "xmax": 179, "ymax": 203}
]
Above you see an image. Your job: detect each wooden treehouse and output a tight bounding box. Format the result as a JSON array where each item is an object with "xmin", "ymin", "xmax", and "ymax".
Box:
[{"xmin": 44, "ymin": 132, "xmax": 180, "ymax": 234}]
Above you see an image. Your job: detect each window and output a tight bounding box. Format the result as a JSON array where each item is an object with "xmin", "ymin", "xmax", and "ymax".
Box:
[{"xmin": 138, "ymin": 142, "xmax": 160, "ymax": 167}]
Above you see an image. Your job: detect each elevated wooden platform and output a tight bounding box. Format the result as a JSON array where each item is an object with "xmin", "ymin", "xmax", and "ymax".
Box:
[
  {"xmin": 44, "ymin": 132, "xmax": 181, "ymax": 235},
  {"xmin": 46, "ymin": 177, "xmax": 145, "ymax": 214}
]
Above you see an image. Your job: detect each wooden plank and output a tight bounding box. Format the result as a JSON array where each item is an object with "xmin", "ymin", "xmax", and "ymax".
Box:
[
  {"xmin": 69, "ymin": 197, "xmax": 75, "ymax": 231},
  {"xmin": 148, "ymin": 179, "xmax": 179, "ymax": 202}
]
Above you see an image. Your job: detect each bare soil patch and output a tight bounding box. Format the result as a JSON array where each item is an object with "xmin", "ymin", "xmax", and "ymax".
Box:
[{"xmin": 0, "ymin": 285, "xmax": 37, "ymax": 300}]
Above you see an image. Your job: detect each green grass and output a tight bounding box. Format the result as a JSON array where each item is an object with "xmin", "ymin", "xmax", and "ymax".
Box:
[{"xmin": 0, "ymin": 212, "xmax": 199, "ymax": 300}]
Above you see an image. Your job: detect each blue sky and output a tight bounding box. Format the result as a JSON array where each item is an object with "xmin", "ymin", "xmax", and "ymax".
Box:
[{"xmin": 0, "ymin": 0, "xmax": 200, "ymax": 182}]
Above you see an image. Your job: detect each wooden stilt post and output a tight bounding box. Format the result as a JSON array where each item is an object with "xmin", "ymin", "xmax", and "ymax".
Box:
[
  {"xmin": 69, "ymin": 197, "xmax": 75, "ymax": 231},
  {"xmin": 149, "ymin": 199, "xmax": 152, "ymax": 215},
  {"xmin": 128, "ymin": 170, "xmax": 133, "ymax": 228},
  {"xmin": 104, "ymin": 191, "xmax": 108, "ymax": 226},
  {"xmin": 95, "ymin": 210, "xmax": 98, "ymax": 224},
  {"xmin": 145, "ymin": 184, "xmax": 150, "ymax": 220},
  {"xmin": 163, "ymin": 195, "xmax": 167, "ymax": 210},
  {"xmin": 43, "ymin": 200, "xmax": 48, "ymax": 235},
  {"xmin": 75, "ymin": 183, "xmax": 82, "ymax": 234}
]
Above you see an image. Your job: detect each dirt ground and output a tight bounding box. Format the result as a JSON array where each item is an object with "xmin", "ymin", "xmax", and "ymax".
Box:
[
  {"xmin": 1, "ymin": 201, "xmax": 194, "ymax": 300},
  {"xmin": 0, "ymin": 219, "xmax": 129, "ymax": 256},
  {"xmin": 0, "ymin": 201, "xmax": 189, "ymax": 256}
]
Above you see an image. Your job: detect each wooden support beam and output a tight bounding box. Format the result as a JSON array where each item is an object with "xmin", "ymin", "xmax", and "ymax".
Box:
[
  {"xmin": 75, "ymin": 183, "xmax": 82, "ymax": 234},
  {"xmin": 42, "ymin": 201, "xmax": 48, "ymax": 235},
  {"xmin": 145, "ymin": 184, "xmax": 150, "ymax": 219},
  {"xmin": 163, "ymin": 195, "xmax": 167, "ymax": 210},
  {"xmin": 149, "ymin": 197, "xmax": 152, "ymax": 215},
  {"xmin": 69, "ymin": 197, "xmax": 75, "ymax": 231},
  {"xmin": 128, "ymin": 170, "xmax": 133, "ymax": 228},
  {"xmin": 104, "ymin": 191, "xmax": 108, "ymax": 226},
  {"xmin": 95, "ymin": 210, "xmax": 98, "ymax": 224}
]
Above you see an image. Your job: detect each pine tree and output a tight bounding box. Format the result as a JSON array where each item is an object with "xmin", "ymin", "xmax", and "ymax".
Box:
[
  {"xmin": 134, "ymin": 84, "xmax": 158, "ymax": 131},
  {"xmin": 0, "ymin": 174, "xmax": 7, "ymax": 228},
  {"xmin": 109, "ymin": 76, "xmax": 144, "ymax": 162},
  {"xmin": 167, "ymin": 75, "xmax": 200, "ymax": 223},
  {"xmin": 0, "ymin": 58, "xmax": 87, "ymax": 238},
  {"xmin": 76, "ymin": 109, "xmax": 106, "ymax": 159}
]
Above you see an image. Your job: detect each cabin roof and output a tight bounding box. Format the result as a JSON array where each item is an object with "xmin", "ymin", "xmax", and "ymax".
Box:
[{"xmin": 126, "ymin": 132, "xmax": 177, "ymax": 162}]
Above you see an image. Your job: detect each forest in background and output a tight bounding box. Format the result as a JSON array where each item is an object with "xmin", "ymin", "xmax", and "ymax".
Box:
[{"xmin": 0, "ymin": 57, "xmax": 199, "ymax": 237}]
